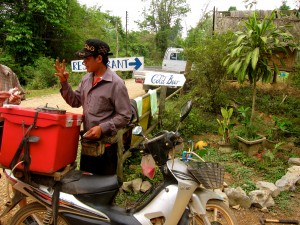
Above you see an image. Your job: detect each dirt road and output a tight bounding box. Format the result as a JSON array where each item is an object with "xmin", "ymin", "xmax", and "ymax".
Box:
[{"xmin": 20, "ymin": 79, "xmax": 145, "ymax": 113}]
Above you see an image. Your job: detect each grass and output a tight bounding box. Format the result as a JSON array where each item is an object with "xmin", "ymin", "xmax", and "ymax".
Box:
[
  {"xmin": 272, "ymin": 186, "xmax": 300, "ymax": 215},
  {"xmin": 24, "ymin": 87, "xmax": 60, "ymax": 99},
  {"xmin": 24, "ymin": 86, "xmax": 78, "ymax": 99}
]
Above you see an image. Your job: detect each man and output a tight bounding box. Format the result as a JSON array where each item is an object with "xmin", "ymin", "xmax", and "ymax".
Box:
[
  {"xmin": 0, "ymin": 64, "xmax": 25, "ymax": 148},
  {"xmin": 0, "ymin": 64, "xmax": 25, "ymax": 205},
  {"xmin": 0, "ymin": 64, "xmax": 25, "ymax": 106},
  {"xmin": 54, "ymin": 39, "xmax": 131, "ymax": 175}
]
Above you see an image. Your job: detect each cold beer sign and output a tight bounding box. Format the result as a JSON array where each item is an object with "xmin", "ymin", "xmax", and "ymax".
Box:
[
  {"xmin": 71, "ymin": 57, "xmax": 144, "ymax": 72},
  {"xmin": 144, "ymin": 71, "xmax": 186, "ymax": 87}
]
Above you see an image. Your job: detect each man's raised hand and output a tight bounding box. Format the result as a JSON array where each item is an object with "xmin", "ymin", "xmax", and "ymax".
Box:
[{"xmin": 54, "ymin": 59, "xmax": 69, "ymax": 83}]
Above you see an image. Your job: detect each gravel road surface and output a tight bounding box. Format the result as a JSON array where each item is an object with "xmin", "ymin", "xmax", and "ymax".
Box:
[{"xmin": 20, "ymin": 79, "xmax": 145, "ymax": 113}]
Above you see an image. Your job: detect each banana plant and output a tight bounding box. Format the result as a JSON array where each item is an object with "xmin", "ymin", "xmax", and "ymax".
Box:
[
  {"xmin": 217, "ymin": 106, "xmax": 235, "ymax": 144},
  {"xmin": 223, "ymin": 10, "xmax": 296, "ymax": 124}
]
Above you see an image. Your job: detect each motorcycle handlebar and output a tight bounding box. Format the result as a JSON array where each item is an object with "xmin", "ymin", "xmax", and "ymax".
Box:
[{"xmin": 129, "ymin": 131, "xmax": 181, "ymax": 152}]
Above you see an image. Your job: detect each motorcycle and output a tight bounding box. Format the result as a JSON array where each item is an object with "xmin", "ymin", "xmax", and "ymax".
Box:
[{"xmin": 0, "ymin": 100, "xmax": 237, "ymax": 225}]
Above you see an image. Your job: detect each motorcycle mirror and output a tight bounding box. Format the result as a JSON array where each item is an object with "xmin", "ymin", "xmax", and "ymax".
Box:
[
  {"xmin": 132, "ymin": 126, "xmax": 143, "ymax": 136},
  {"xmin": 176, "ymin": 100, "xmax": 193, "ymax": 132},
  {"xmin": 180, "ymin": 100, "xmax": 192, "ymax": 122}
]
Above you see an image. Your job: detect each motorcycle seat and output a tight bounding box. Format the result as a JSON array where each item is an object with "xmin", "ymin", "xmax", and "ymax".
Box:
[{"xmin": 61, "ymin": 173, "xmax": 122, "ymax": 195}]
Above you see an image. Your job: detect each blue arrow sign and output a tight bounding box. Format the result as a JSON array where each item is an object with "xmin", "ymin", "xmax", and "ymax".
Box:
[{"xmin": 129, "ymin": 57, "xmax": 142, "ymax": 70}]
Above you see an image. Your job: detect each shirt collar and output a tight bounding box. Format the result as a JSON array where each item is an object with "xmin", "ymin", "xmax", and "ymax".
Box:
[
  {"xmin": 88, "ymin": 67, "xmax": 113, "ymax": 83},
  {"xmin": 101, "ymin": 67, "xmax": 113, "ymax": 82}
]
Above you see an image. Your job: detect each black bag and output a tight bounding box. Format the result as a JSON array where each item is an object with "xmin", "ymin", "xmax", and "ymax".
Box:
[{"xmin": 130, "ymin": 99, "xmax": 139, "ymax": 124}]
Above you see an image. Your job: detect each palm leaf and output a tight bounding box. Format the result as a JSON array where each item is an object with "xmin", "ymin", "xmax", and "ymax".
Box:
[
  {"xmin": 251, "ymin": 47, "xmax": 259, "ymax": 70},
  {"xmin": 260, "ymin": 36, "xmax": 267, "ymax": 43},
  {"xmin": 234, "ymin": 61, "xmax": 242, "ymax": 74},
  {"xmin": 236, "ymin": 35, "xmax": 246, "ymax": 45},
  {"xmin": 227, "ymin": 59, "xmax": 240, "ymax": 74},
  {"xmin": 223, "ymin": 57, "xmax": 230, "ymax": 66}
]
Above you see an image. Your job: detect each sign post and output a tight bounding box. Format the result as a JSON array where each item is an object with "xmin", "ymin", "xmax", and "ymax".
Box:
[{"xmin": 143, "ymin": 71, "xmax": 186, "ymax": 127}]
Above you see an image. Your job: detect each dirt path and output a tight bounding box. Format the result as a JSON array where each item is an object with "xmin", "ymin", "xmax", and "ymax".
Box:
[{"xmin": 20, "ymin": 79, "xmax": 145, "ymax": 113}]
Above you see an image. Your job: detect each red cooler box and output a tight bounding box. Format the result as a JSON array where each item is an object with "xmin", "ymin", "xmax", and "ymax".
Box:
[{"xmin": 0, "ymin": 106, "xmax": 82, "ymax": 173}]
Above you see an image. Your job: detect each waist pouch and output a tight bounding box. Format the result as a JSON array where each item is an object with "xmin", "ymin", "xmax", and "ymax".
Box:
[
  {"xmin": 81, "ymin": 139, "xmax": 106, "ymax": 157},
  {"xmin": 80, "ymin": 133, "xmax": 118, "ymax": 157},
  {"xmin": 101, "ymin": 135, "xmax": 118, "ymax": 144}
]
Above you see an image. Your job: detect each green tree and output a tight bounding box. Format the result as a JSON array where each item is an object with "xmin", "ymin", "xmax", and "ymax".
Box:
[
  {"xmin": 126, "ymin": 31, "xmax": 159, "ymax": 64},
  {"xmin": 223, "ymin": 11, "xmax": 295, "ymax": 123},
  {"xmin": 185, "ymin": 15, "xmax": 213, "ymax": 47},
  {"xmin": 228, "ymin": 6, "xmax": 237, "ymax": 11},
  {"xmin": 0, "ymin": 0, "xmax": 126, "ymax": 86},
  {"xmin": 50, "ymin": 3, "xmax": 118, "ymax": 61},
  {"xmin": 139, "ymin": 0, "xmax": 190, "ymax": 55},
  {"xmin": 279, "ymin": 0, "xmax": 290, "ymax": 10},
  {"xmin": 185, "ymin": 31, "xmax": 234, "ymax": 112},
  {"xmin": 0, "ymin": 0, "xmax": 68, "ymax": 65}
]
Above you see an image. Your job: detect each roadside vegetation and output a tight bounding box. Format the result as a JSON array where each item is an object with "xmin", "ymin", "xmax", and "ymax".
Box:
[{"xmin": 118, "ymin": 10, "xmax": 300, "ymax": 216}]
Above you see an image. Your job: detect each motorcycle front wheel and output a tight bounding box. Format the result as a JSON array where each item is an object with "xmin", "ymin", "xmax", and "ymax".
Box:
[
  {"xmin": 190, "ymin": 200, "xmax": 238, "ymax": 225},
  {"xmin": 10, "ymin": 202, "xmax": 69, "ymax": 225}
]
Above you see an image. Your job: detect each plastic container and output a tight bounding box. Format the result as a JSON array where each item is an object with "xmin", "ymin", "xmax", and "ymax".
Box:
[{"xmin": 0, "ymin": 106, "xmax": 82, "ymax": 173}]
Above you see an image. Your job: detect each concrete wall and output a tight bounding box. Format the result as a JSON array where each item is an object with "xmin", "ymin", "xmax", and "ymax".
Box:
[{"xmin": 215, "ymin": 10, "xmax": 300, "ymax": 41}]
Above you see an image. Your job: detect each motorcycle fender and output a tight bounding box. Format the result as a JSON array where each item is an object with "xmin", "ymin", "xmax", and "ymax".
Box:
[
  {"xmin": 0, "ymin": 190, "xmax": 25, "ymax": 218},
  {"xmin": 189, "ymin": 188, "xmax": 224, "ymax": 215}
]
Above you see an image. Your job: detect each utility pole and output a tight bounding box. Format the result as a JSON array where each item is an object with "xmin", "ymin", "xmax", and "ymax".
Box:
[
  {"xmin": 212, "ymin": 6, "xmax": 215, "ymax": 35},
  {"xmin": 126, "ymin": 11, "xmax": 128, "ymax": 57},
  {"xmin": 116, "ymin": 22, "xmax": 119, "ymax": 57}
]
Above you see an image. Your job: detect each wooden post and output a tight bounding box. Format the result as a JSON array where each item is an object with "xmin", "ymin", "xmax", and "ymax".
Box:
[
  {"xmin": 272, "ymin": 70, "xmax": 277, "ymax": 84},
  {"xmin": 158, "ymin": 86, "xmax": 167, "ymax": 128},
  {"xmin": 116, "ymin": 129, "xmax": 125, "ymax": 180},
  {"xmin": 182, "ymin": 60, "xmax": 193, "ymax": 93}
]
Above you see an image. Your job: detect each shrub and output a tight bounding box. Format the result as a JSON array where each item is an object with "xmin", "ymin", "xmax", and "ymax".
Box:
[
  {"xmin": 24, "ymin": 57, "xmax": 59, "ymax": 89},
  {"xmin": 185, "ymin": 32, "xmax": 234, "ymax": 112},
  {"xmin": 291, "ymin": 63, "xmax": 300, "ymax": 89},
  {"xmin": 23, "ymin": 57, "xmax": 83, "ymax": 90}
]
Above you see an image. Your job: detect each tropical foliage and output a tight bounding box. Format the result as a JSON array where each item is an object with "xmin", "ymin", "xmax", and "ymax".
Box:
[
  {"xmin": 223, "ymin": 10, "xmax": 296, "ymax": 123},
  {"xmin": 0, "ymin": 0, "xmax": 190, "ymax": 87},
  {"xmin": 185, "ymin": 31, "xmax": 234, "ymax": 112},
  {"xmin": 217, "ymin": 106, "xmax": 234, "ymax": 144}
]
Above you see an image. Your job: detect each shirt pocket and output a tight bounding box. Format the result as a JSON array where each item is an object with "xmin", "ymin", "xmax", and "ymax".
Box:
[{"xmin": 88, "ymin": 95, "xmax": 113, "ymax": 116}]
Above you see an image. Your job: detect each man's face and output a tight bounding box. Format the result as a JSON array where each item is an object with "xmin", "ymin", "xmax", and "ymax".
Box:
[{"xmin": 83, "ymin": 55, "xmax": 102, "ymax": 72}]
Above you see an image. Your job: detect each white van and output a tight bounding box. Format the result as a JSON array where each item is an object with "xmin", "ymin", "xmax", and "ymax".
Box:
[{"xmin": 162, "ymin": 47, "xmax": 186, "ymax": 72}]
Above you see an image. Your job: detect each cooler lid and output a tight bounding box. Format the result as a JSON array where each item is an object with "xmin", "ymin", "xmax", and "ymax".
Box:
[
  {"xmin": 0, "ymin": 105, "xmax": 82, "ymax": 127},
  {"xmin": 36, "ymin": 104, "xmax": 66, "ymax": 114}
]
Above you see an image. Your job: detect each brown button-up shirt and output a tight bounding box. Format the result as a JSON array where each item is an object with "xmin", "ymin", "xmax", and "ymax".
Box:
[{"xmin": 60, "ymin": 68, "xmax": 131, "ymax": 137}]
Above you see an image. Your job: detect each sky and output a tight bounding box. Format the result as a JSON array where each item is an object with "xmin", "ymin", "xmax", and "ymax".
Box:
[{"xmin": 77, "ymin": 0, "xmax": 298, "ymax": 34}]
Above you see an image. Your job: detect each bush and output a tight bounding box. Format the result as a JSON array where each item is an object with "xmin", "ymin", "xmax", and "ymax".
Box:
[
  {"xmin": 161, "ymin": 98, "xmax": 218, "ymax": 138},
  {"xmin": 24, "ymin": 57, "xmax": 59, "ymax": 89},
  {"xmin": 68, "ymin": 71, "xmax": 84, "ymax": 87},
  {"xmin": 0, "ymin": 49, "xmax": 26, "ymax": 85},
  {"xmin": 291, "ymin": 63, "xmax": 300, "ymax": 89},
  {"xmin": 23, "ymin": 57, "xmax": 83, "ymax": 90},
  {"xmin": 185, "ymin": 32, "xmax": 234, "ymax": 112}
]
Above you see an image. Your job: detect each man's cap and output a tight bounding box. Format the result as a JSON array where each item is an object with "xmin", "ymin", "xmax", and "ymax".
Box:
[{"xmin": 75, "ymin": 39, "xmax": 113, "ymax": 58}]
